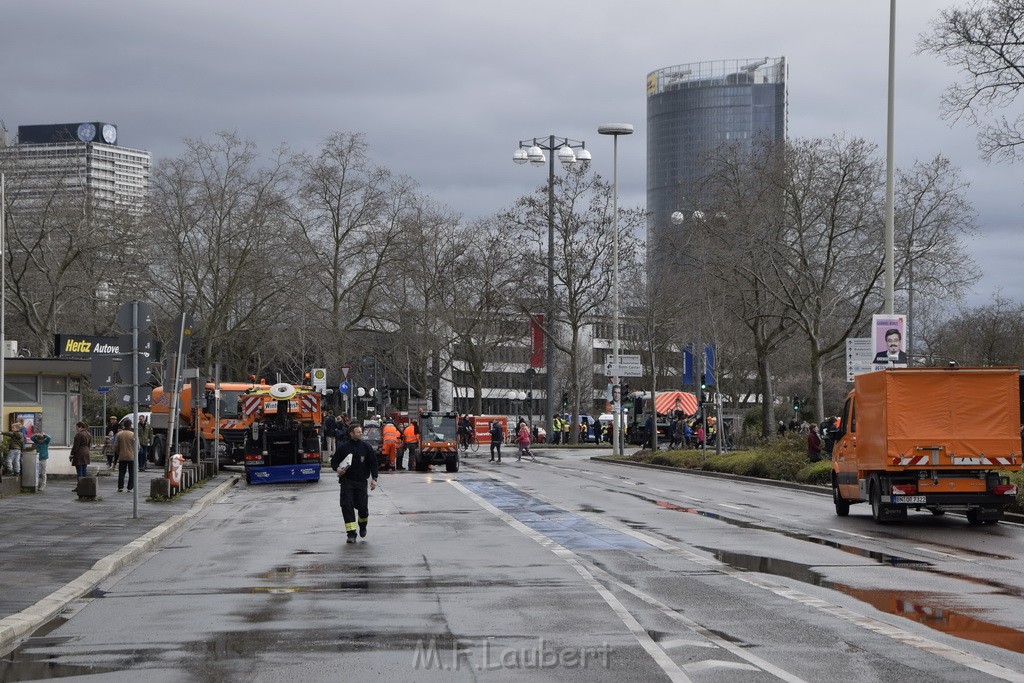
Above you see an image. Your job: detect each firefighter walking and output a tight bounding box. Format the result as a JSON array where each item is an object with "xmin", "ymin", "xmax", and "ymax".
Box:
[{"xmin": 331, "ymin": 424, "xmax": 379, "ymax": 544}]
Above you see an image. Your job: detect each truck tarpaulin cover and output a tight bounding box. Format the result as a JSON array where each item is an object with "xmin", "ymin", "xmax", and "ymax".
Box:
[
  {"xmin": 654, "ymin": 391, "xmax": 698, "ymax": 416},
  {"xmin": 867, "ymin": 368, "xmax": 1020, "ymax": 459}
]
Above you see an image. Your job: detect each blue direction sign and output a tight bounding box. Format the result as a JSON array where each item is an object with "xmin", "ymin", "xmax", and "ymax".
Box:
[{"xmin": 339, "ymin": 381, "xmax": 350, "ymax": 394}]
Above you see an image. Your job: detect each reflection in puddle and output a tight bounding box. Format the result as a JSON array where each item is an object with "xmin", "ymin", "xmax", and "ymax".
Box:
[
  {"xmin": 698, "ymin": 545, "xmax": 1024, "ymax": 654},
  {"xmin": 656, "ymin": 499, "xmax": 1024, "ymax": 653}
]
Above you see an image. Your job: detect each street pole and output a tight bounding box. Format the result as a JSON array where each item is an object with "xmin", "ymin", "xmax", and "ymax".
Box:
[
  {"xmin": 0, "ymin": 173, "xmax": 5, "ymax": 430},
  {"xmin": 598, "ymin": 124, "xmax": 633, "ymax": 457},
  {"xmin": 513, "ymin": 135, "xmax": 590, "ymax": 443},
  {"xmin": 884, "ymin": 0, "xmax": 896, "ymax": 314}
]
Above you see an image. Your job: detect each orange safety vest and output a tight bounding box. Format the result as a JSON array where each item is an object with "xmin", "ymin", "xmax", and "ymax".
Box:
[
  {"xmin": 403, "ymin": 424, "xmax": 418, "ymax": 444},
  {"xmin": 382, "ymin": 424, "xmax": 401, "ymax": 445}
]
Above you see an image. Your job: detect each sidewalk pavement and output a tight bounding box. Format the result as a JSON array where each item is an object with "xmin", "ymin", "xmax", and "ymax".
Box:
[{"xmin": 0, "ymin": 467, "xmax": 239, "ymax": 653}]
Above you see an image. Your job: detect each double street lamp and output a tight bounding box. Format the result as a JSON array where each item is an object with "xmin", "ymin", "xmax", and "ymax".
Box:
[
  {"xmin": 513, "ymin": 135, "xmax": 591, "ymax": 442},
  {"xmin": 598, "ymin": 124, "xmax": 633, "ymax": 458}
]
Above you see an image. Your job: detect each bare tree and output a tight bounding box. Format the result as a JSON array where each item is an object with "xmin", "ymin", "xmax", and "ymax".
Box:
[
  {"xmin": 448, "ymin": 216, "xmax": 530, "ymax": 415},
  {"xmin": 287, "ymin": 132, "xmax": 418, "ymax": 387},
  {"xmin": 688, "ymin": 138, "xmax": 798, "ymax": 438},
  {"xmin": 919, "ymin": 0, "xmax": 1024, "ymax": 162},
  {"xmin": 924, "ymin": 293, "xmax": 1024, "ymax": 364},
  {"xmin": 506, "ymin": 164, "xmax": 644, "ymax": 444},
  {"xmin": 0, "ymin": 151, "xmax": 141, "ymax": 354},
  {"xmin": 145, "ymin": 131, "xmax": 295, "ymax": 378}
]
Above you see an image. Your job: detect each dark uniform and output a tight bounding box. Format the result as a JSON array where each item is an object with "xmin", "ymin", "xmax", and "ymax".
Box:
[{"xmin": 331, "ymin": 436, "xmax": 379, "ymax": 543}]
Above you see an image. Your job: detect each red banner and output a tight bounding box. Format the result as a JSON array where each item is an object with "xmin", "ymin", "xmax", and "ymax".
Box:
[{"xmin": 530, "ymin": 315, "xmax": 545, "ymax": 368}]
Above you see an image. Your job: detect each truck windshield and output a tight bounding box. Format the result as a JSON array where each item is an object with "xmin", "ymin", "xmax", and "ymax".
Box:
[{"xmin": 422, "ymin": 416, "xmax": 457, "ymax": 443}]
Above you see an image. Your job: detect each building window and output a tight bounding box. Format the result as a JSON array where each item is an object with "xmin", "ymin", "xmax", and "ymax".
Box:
[{"xmin": 5, "ymin": 377, "xmax": 38, "ymax": 403}]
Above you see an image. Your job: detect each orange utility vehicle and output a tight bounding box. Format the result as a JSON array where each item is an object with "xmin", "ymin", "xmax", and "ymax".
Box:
[
  {"xmin": 150, "ymin": 381, "xmax": 260, "ymax": 466},
  {"xmin": 416, "ymin": 410, "xmax": 460, "ymax": 472},
  {"xmin": 831, "ymin": 367, "xmax": 1022, "ymax": 524},
  {"xmin": 240, "ymin": 383, "xmax": 323, "ymax": 484}
]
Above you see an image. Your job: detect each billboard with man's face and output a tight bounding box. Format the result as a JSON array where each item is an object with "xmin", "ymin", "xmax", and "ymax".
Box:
[{"xmin": 871, "ymin": 314, "xmax": 908, "ymax": 368}]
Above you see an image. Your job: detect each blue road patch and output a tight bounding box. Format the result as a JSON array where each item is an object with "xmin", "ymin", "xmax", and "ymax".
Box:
[{"xmin": 462, "ymin": 480, "xmax": 652, "ymax": 551}]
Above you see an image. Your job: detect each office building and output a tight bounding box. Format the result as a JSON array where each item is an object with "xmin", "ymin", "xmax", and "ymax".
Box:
[{"xmin": 646, "ymin": 58, "xmax": 787, "ymax": 253}]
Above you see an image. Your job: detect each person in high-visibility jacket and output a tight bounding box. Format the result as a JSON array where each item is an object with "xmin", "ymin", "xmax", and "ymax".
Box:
[
  {"xmin": 400, "ymin": 421, "xmax": 419, "ymax": 471},
  {"xmin": 381, "ymin": 420, "xmax": 401, "ymax": 470}
]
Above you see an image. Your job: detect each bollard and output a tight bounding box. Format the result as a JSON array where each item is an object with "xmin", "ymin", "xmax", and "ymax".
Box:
[
  {"xmin": 21, "ymin": 452, "xmax": 39, "ymax": 492},
  {"xmin": 77, "ymin": 476, "xmax": 98, "ymax": 499},
  {"xmin": 150, "ymin": 477, "xmax": 170, "ymax": 500}
]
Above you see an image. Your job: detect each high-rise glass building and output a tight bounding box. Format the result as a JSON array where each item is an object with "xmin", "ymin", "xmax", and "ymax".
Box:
[{"xmin": 646, "ymin": 58, "xmax": 787, "ymax": 251}]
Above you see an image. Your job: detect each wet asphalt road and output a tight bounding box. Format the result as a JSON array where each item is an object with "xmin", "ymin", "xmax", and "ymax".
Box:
[{"xmin": 4, "ymin": 448, "xmax": 1024, "ymax": 681}]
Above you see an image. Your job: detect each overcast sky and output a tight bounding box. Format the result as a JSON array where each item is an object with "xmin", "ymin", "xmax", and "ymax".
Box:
[{"xmin": 3, "ymin": 0, "xmax": 1020, "ymax": 306}]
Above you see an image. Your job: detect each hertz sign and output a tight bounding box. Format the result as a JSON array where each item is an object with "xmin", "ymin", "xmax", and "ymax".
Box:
[{"xmin": 54, "ymin": 334, "xmax": 157, "ymax": 359}]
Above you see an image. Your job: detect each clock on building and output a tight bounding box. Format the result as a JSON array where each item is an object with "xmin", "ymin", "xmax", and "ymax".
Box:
[
  {"xmin": 101, "ymin": 124, "xmax": 117, "ymax": 144},
  {"xmin": 76, "ymin": 123, "xmax": 96, "ymax": 142}
]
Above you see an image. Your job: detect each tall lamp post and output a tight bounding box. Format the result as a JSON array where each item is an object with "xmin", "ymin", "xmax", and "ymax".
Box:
[
  {"xmin": 598, "ymin": 124, "xmax": 633, "ymax": 457},
  {"xmin": 513, "ymin": 135, "xmax": 591, "ymax": 443}
]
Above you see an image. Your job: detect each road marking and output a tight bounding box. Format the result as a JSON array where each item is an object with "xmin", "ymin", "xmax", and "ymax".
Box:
[
  {"xmin": 913, "ymin": 547, "xmax": 974, "ymax": 562},
  {"xmin": 717, "ymin": 503, "xmax": 744, "ymax": 510},
  {"xmin": 828, "ymin": 528, "xmax": 875, "ymax": 540},
  {"xmin": 481, "ymin": 474, "xmax": 1024, "ymax": 683},
  {"xmin": 452, "ymin": 481, "xmax": 693, "ymax": 682}
]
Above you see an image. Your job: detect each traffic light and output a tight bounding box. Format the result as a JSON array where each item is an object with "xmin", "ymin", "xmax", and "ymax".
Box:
[
  {"xmin": 561, "ymin": 392, "xmax": 568, "ymax": 408},
  {"xmin": 793, "ymin": 397, "xmax": 800, "ymax": 412}
]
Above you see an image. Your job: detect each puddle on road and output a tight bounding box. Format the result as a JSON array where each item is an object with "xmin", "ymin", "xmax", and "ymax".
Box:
[{"xmin": 636, "ymin": 496, "xmax": 1024, "ymax": 653}]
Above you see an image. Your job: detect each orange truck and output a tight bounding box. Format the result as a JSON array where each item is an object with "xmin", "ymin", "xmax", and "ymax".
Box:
[
  {"xmin": 831, "ymin": 367, "xmax": 1022, "ymax": 525},
  {"xmin": 240, "ymin": 383, "xmax": 323, "ymax": 484},
  {"xmin": 150, "ymin": 381, "xmax": 260, "ymax": 466},
  {"xmin": 416, "ymin": 410, "xmax": 461, "ymax": 472}
]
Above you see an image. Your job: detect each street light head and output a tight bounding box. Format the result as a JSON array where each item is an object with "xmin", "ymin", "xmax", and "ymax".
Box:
[
  {"xmin": 557, "ymin": 145, "xmax": 576, "ymax": 167},
  {"xmin": 576, "ymin": 148, "xmax": 591, "ymax": 163},
  {"xmin": 598, "ymin": 123, "xmax": 634, "ymax": 137},
  {"xmin": 527, "ymin": 145, "xmax": 545, "ymax": 166},
  {"xmin": 513, "ymin": 147, "xmax": 529, "ymax": 165},
  {"xmin": 670, "ymin": 211, "xmax": 685, "ymax": 225}
]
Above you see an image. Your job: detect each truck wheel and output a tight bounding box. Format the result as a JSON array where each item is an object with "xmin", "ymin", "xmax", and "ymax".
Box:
[
  {"xmin": 446, "ymin": 455, "xmax": 460, "ymax": 473},
  {"xmin": 152, "ymin": 435, "xmax": 166, "ymax": 467},
  {"xmin": 928, "ymin": 508, "xmax": 946, "ymax": 516},
  {"xmin": 966, "ymin": 509, "xmax": 983, "ymax": 525},
  {"xmin": 832, "ymin": 477, "xmax": 850, "ymax": 517},
  {"xmin": 416, "ymin": 459, "xmax": 429, "ymax": 472},
  {"xmin": 870, "ymin": 481, "xmax": 886, "ymax": 524}
]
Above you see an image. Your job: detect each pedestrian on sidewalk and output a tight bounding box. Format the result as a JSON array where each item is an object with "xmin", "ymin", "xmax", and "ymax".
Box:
[
  {"xmin": 516, "ymin": 421, "xmax": 535, "ymax": 462},
  {"xmin": 138, "ymin": 415, "xmax": 153, "ymax": 471},
  {"xmin": 30, "ymin": 430, "xmax": 51, "ymax": 491},
  {"xmin": 489, "ymin": 419, "xmax": 503, "ymax": 462},
  {"xmin": 331, "ymin": 424, "xmax": 379, "ymax": 544},
  {"xmin": 3, "ymin": 421, "xmax": 25, "ymax": 477},
  {"xmin": 114, "ymin": 420, "xmax": 137, "ymax": 493},
  {"xmin": 70, "ymin": 422, "xmax": 91, "ymax": 486}
]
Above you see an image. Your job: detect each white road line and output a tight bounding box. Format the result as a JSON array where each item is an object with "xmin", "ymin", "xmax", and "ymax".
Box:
[
  {"xmin": 483, "ymin": 476, "xmax": 1024, "ymax": 683},
  {"xmin": 718, "ymin": 503, "xmax": 744, "ymax": 510},
  {"xmin": 913, "ymin": 547, "xmax": 974, "ymax": 562},
  {"xmin": 828, "ymin": 528, "xmax": 876, "ymax": 540},
  {"xmin": 452, "ymin": 481, "xmax": 692, "ymax": 682}
]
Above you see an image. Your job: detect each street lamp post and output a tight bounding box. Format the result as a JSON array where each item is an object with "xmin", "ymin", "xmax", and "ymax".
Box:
[
  {"xmin": 598, "ymin": 124, "xmax": 633, "ymax": 458},
  {"xmin": 513, "ymin": 135, "xmax": 591, "ymax": 443}
]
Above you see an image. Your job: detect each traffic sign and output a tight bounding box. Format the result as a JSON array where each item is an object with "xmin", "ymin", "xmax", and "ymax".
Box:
[
  {"xmin": 846, "ymin": 337, "xmax": 875, "ymax": 382},
  {"xmin": 341, "ymin": 365, "xmax": 351, "ymax": 380},
  {"xmin": 339, "ymin": 380, "xmax": 350, "ymax": 394},
  {"xmin": 311, "ymin": 368, "xmax": 327, "ymax": 392},
  {"xmin": 605, "ymin": 354, "xmax": 643, "ymax": 378}
]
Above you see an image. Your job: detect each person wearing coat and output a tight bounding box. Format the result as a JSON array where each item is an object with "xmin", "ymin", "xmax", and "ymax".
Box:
[
  {"xmin": 70, "ymin": 421, "xmax": 92, "ymax": 486},
  {"xmin": 114, "ymin": 420, "xmax": 137, "ymax": 493},
  {"xmin": 516, "ymin": 421, "xmax": 535, "ymax": 462}
]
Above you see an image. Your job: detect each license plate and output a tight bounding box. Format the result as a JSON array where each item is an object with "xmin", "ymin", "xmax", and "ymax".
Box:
[{"xmin": 892, "ymin": 495, "xmax": 926, "ymax": 504}]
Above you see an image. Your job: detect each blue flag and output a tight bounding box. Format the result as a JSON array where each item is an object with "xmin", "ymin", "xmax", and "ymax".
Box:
[
  {"xmin": 682, "ymin": 345, "xmax": 694, "ymax": 386},
  {"xmin": 703, "ymin": 344, "xmax": 715, "ymax": 387}
]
